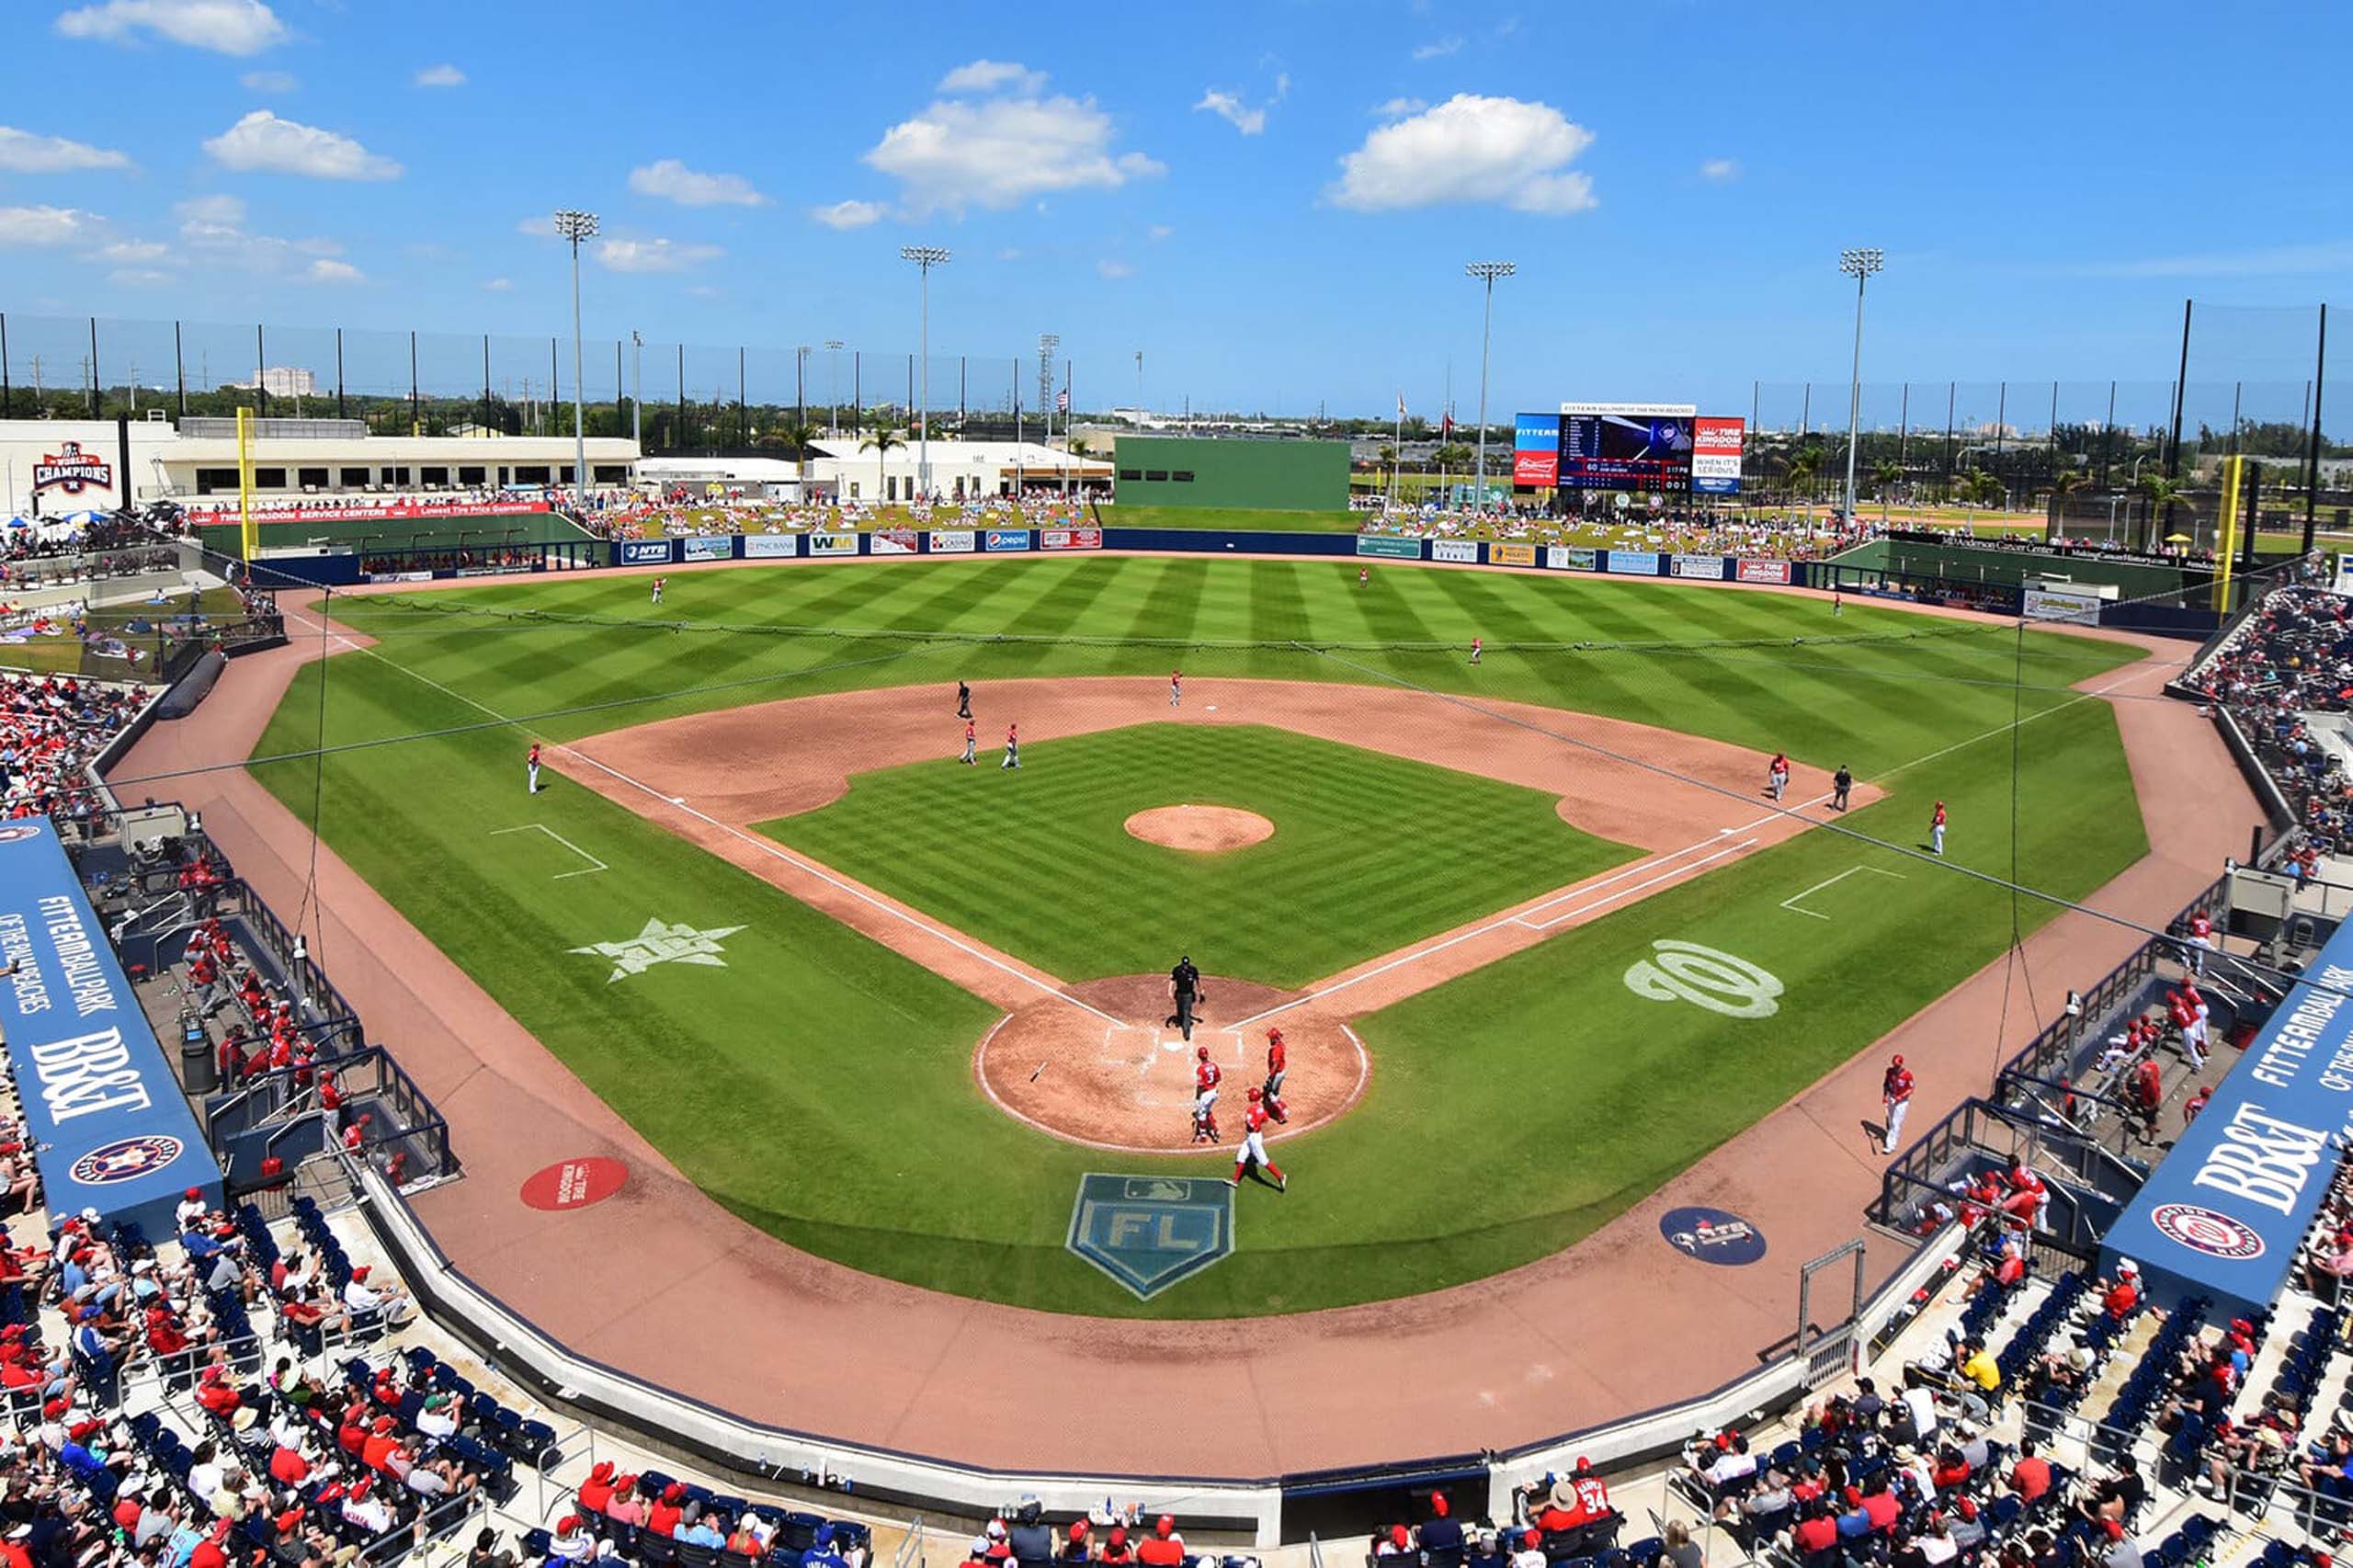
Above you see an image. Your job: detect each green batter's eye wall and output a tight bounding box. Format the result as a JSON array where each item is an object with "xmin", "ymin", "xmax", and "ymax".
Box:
[{"xmin": 1110, "ymin": 437, "xmax": 1350, "ymax": 511}]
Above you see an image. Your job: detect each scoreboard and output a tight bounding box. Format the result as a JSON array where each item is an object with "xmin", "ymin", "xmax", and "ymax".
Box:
[{"xmin": 1557, "ymin": 403, "xmax": 1697, "ymax": 493}]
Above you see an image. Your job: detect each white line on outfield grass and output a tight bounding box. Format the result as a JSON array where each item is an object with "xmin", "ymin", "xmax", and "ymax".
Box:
[
  {"xmin": 284, "ymin": 603, "xmax": 1125, "ymax": 1027},
  {"xmin": 1778, "ymin": 863, "xmax": 1906, "ymax": 921}
]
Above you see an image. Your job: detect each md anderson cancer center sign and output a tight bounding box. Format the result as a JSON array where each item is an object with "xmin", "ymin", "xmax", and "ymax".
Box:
[
  {"xmin": 0, "ymin": 823, "xmax": 219, "ymax": 1237},
  {"xmin": 2104, "ymin": 933, "xmax": 2353, "ymax": 1319}
]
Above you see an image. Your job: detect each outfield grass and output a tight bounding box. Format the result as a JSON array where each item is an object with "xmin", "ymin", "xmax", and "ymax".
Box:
[
  {"xmin": 251, "ymin": 556, "xmax": 2150, "ymax": 1315},
  {"xmin": 764, "ymin": 724, "xmax": 1635, "ymax": 986}
]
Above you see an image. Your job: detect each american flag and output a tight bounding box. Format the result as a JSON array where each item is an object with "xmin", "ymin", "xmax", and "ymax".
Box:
[{"xmin": 1055, "ymin": 388, "xmax": 1070, "ymax": 413}]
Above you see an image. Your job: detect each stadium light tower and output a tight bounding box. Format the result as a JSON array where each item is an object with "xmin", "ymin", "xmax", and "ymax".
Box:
[
  {"xmin": 1838, "ymin": 247, "xmax": 1884, "ymax": 528},
  {"xmin": 552, "ymin": 210, "xmax": 599, "ymax": 506},
  {"xmin": 1465, "ymin": 261, "xmax": 1515, "ymax": 514},
  {"xmin": 900, "ymin": 245, "xmax": 950, "ymax": 499}
]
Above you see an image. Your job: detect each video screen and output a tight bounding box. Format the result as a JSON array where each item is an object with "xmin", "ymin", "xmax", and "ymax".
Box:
[{"xmin": 1559, "ymin": 414, "xmax": 1693, "ymax": 492}]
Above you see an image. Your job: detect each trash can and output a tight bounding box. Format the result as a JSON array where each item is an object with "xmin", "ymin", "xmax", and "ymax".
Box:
[{"xmin": 179, "ymin": 1016, "xmax": 217, "ymax": 1096}]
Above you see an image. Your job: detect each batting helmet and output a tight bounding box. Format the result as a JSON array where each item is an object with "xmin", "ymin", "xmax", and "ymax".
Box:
[
  {"xmin": 1247, "ymin": 1086, "xmax": 1262, "ymax": 1101},
  {"xmin": 1268, "ymin": 1026, "xmax": 1284, "ymax": 1043},
  {"xmin": 1196, "ymin": 1045, "xmax": 1209, "ymax": 1061}
]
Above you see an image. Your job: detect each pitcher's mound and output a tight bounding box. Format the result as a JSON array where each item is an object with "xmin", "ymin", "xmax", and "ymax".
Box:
[
  {"xmin": 974, "ymin": 974, "xmax": 1367, "ymax": 1153},
  {"xmin": 1124, "ymin": 805, "xmax": 1273, "ymax": 853}
]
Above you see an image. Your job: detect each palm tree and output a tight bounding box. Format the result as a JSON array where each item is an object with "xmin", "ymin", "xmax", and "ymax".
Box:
[
  {"xmin": 777, "ymin": 419, "xmax": 819, "ymax": 495},
  {"xmin": 1786, "ymin": 448, "xmax": 1821, "ymax": 505},
  {"xmin": 1872, "ymin": 459, "xmax": 1903, "ymax": 498},
  {"xmin": 1067, "ymin": 435, "xmax": 1092, "ymax": 459},
  {"xmin": 2137, "ymin": 473, "xmax": 2187, "ymax": 553},
  {"xmin": 860, "ymin": 426, "xmax": 905, "ymax": 503}
]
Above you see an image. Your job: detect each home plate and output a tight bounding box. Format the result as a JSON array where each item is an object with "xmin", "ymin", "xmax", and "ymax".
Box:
[{"xmin": 1205, "ymin": 704, "xmax": 1218, "ymax": 711}]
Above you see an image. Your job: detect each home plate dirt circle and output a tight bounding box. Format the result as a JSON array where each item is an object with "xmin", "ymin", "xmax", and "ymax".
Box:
[
  {"xmin": 975, "ymin": 974, "xmax": 1366, "ymax": 1153},
  {"xmin": 1123, "ymin": 805, "xmax": 1275, "ymax": 853}
]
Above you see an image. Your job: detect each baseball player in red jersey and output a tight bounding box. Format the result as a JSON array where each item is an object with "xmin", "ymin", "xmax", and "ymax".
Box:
[
  {"xmin": 1767, "ymin": 752, "xmax": 1790, "ymax": 801},
  {"xmin": 1930, "ymin": 800, "xmax": 1948, "ymax": 856},
  {"xmin": 2185, "ymin": 908, "xmax": 2214, "ymax": 976},
  {"xmin": 527, "ymin": 742, "xmax": 542, "ymax": 794},
  {"xmin": 1169, "ymin": 669, "xmax": 1182, "ymax": 708},
  {"xmin": 1191, "ymin": 1046, "xmax": 1222, "ymax": 1143},
  {"xmin": 1001, "ymin": 722, "xmax": 1020, "ymax": 770},
  {"xmin": 959, "ymin": 719, "xmax": 976, "ymax": 766},
  {"xmin": 1229, "ymin": 1089, "xmax": 1286, "ymax": 1190},
  {"xmin": 1263, "ymin": 1028, "xmax": 1289, "ymax": 1121},
  {"xmin": 1881, "ymin": 1053, "xmax": 1915, "ymax": 1154}
]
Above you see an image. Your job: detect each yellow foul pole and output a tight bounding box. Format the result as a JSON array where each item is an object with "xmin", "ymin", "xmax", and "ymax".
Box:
[
  {"xmin": 2215, "ymin": 455, "xmax": 2241, "ymax": 614},
  {"xmin": 237, "ymin": 405, "xmax": 257, "ymax": 560}
]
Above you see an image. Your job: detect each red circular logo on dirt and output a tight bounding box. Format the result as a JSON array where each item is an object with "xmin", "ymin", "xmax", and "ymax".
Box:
[
  {"xmin": 520, "ymin": 1157, "xmax": 628, "ymax": 1211},
  {"xmin": 2150, "ymin": 1201, "xmax": 2265, "ymax": 1260}
]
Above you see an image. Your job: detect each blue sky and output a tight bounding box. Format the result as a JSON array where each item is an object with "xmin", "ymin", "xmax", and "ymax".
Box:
[{"xmin": 2, "ymin": 0, "xmax": 2348, "ymax": 421}]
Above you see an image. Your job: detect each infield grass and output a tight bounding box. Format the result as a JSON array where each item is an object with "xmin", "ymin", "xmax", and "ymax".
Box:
[
  {"xmin": 247, "ymin": 555, "xmax": 2153, "ymax": 1315},
  {"xmin": 763, "ymin": 724, "xmax": 1636, "ymax": 986}
]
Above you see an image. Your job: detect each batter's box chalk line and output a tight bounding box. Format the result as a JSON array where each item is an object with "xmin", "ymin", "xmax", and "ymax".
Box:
[
  {"xmin": 488, "ymin": 822, "xmax": 608, "ymax": 881},
  {"xmin": 1778, "ymin": 863, "xmax": 1907, "ymax": 921}
]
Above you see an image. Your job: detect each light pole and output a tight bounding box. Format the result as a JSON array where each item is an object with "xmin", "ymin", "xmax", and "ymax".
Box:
[
  {"xmin": 1465, "ymin": 261, "xmax": 1514, "ymax": 514},
  {"xmin": 900, "ymin": 245, "xmax": 949, "ymax": 500},
  {"xmin": 629, "ymin": 330, "xmax": 642, "ymax": 449},
  {"xmin": 553, "ymin": 209, "xmax": 599, "ymax": 506},
  {"xmin": 1837, "ymin": 247, "xmax": 1883, "ymax": 528},
  {"xmin": 824, "ymin": 340, "xmax": 844, "ymax": 435}
]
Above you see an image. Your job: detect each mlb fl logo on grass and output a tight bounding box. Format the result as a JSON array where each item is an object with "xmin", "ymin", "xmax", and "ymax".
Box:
[{"xmin": 1623, "ymin": 939, "xmax": 1784, "ymax": 1019}]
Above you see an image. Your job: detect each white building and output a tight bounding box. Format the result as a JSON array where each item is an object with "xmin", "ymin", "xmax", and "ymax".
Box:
[
  {"xmin": 0, "ymin": 415, "xmax": 640, "ymax": 517},
  {"xmin": 228, "ymin": 366, "xmax": 319, "ymax": 398},
  {"xmin": 638, "ymin": 437, "xmax": 1110, "ymax": 504}
]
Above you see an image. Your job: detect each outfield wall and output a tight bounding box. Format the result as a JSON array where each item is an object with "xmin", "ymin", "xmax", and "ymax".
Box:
[{"xmin": 1111, "ymin": 437, "xmax": 1350, "ymax": 511}]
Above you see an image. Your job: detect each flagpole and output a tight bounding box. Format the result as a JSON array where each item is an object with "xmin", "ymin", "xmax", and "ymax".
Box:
[{"xmin": 1392, "ymin": 395, "xmax": 1404, "ymax": 509}]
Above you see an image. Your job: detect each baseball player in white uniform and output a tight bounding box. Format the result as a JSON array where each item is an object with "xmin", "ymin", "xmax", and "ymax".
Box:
[{"xmin": 1190, "ymin": 1047, "xmax": 1222, "ymax": 1143}]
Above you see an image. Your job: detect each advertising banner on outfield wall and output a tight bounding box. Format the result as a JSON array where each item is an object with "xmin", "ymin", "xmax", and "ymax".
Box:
[
  {"xmin": 1040, "ymin": 528, "xmax": 1102, "ymax": 551},
  {"xmin": 1735, "ymin": 559, "xmax": 1793, "ymax": 585},
  {"xmin": 1489, "ymin": 543, "xmax": 1538, "ymax": 567},
  {"xmin": 1548, "ymin": 546, "xmax": 1598, "ymax": 572},
  {"xmin": 619, "ymin": 540, "xmax": 675, "ymax": 566},
  {"xmin": 983, "ymin": 529, "xmax": 1031, "ymax": 551},
  {"xmin": 0, "ymin": 821, "xmax": 222, "ymax": 1241},
  {"xmin": 807, "ymin": 532, "xmax": 859, "ymax": 557},
  {"xmin": 1430, "ymin": 540, "xmax": 1480, "ymax": 563},
  {"xmin": 1692, "ymin": 416, "xmax": 1746, "ymax": 495},
  {"xmin": 870, "ymin": 528, "xmax": 918, "ymax": 556},
  {"xmin": 928, "ymin": 529, "xmax": 977, "ymax": 554},
  {"xmin": 742, "ymin": 534, "xmax": 799, "ymax": 559},
  {"xmin": 1607, "ymin": 550, "xmax": 1662, "ymax": 575},
  {"xmin": 681, "ymin": 535, "xmax": 733, "ymax": 562},
  {"xmin": 1356, "ymin": 535, "xmax": 1422, "ymax": 559},
  {"xmin": 2023, "ymin": 586, "xmax": 2102, "ymax": 625},
  {"xmin": 1673, "ymin": 554, "xmax": 1727, "ymax": 580}
]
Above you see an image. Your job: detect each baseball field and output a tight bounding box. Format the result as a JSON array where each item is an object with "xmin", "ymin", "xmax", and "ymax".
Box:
[{"xmin": 247, "ymin": 554, "xmax": 2150, "ymax": 1318}]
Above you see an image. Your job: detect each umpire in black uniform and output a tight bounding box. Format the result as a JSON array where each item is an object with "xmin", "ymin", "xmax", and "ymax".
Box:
[{"xmin": 1165, "ymin": 953, "xmax": 1203, "ymax": 1040}]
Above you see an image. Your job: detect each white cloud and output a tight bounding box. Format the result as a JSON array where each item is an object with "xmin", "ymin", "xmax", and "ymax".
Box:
[
  {"xmin": 938, "ymin": 59, "xmax": 1045, "ymax": 95},
  {"xmin": 1097, "ymin": 258, "xmax": 1132, "ymax": 279},
  {"xmin": 239, "ymin": 68, "xmax": 295, "ymax": 91},
  {"xmin": 810, "ymin": 199, "xmax": 883, "ymax": 231},
  {"xmin": 1194, "ymin": 89, "xmax": 1266, "ymax": 136},
  {"xmin": 1326, "ymin": 94, "xmax": 1596, "ymax": 216},
  {"xmin": 171, "ymin": 191, "xmax": 352, "ymax": 279},
  {"xmin": 516, "ymin": 214, "xmax": 556, "ymax": 236},
  {"xmin": 1699, "ymin": 157, "xmax": 1740, "ymax": 182},
  {"xmin": 629, "ymin": 158, "xmax": 767, "ymax": 207},
  {"xmin": 482, "ymin": 277, "xmax": 513, "ymax": 291},
  {"xmin": 412, "ymin": 62, "xmax": 465, "ymax": 87},
  {"xmin": 98, "ymin": 239, "xmax": 167, "ymax": 262},
  {"xmin": 1411, "ymin": 36, "xmax": 1463, "ymax": 60},
  {"xmin": 108, "ymin": 267, "xmax": 172, "ymax": 286},
  {"xmin": 1147, "ymin": 223, "xmax": 1172, "ymax": 240},
  {"xmin": 202, "ymin": 110, "xmax": 402, "ymax": 179},
  {"xmin": 55, "ymin": 0, "xmax": 286, "ymax": 54},
  {"xmin": 865, "ymin": 83, "xmax": 1164, "ymax": 214},
  {"xmin": 176, "ymin": 192, "xmax": 244, "ymax": 226},
  {"xmin": 0, "ymin": 205, "xmax": 101, "ymax": 247},
  {"xmin": 1370, "ymin": 97, "xmax": 1427, "ymax": 119},
  {"xmin": 305, "ymin": 257, "xmax": 361, "ymax": 283},
  {"xmin": 596, "ymin": 237, "xmax": 721, "ymax": 273},
  {"xmin": 0, "ymin": 127, "xmax": 132, "ymax": 173}
]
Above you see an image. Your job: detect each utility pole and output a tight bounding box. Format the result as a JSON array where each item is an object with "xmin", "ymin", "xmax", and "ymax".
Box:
[{"xmin": 630, "ymin": 331, "xmax": 643, "ymax": 449}]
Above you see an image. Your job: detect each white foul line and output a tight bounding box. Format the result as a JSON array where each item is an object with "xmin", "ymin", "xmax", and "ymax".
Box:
[
  {"xmin": 489, "ymin": 822, "xmax": 608, "ymax": 880},
  {"xmin": 1778, "ymin": 863, "xmax": 1907, "ymax": 921},
  {"xmin": 286, "ymin": 603, "xmax": 1123, "ymax": 1026}
]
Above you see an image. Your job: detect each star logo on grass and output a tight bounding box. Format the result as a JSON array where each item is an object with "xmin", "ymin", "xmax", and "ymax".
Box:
[{"xmin": 570, "ymin": 917, "xmax": 748, "ymax": 984}]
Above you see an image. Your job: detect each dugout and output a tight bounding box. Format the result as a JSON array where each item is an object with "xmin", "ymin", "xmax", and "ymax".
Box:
[{"xmin": 1111, "ymin": 437, "xmax": 1348, "ymax": 511}]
